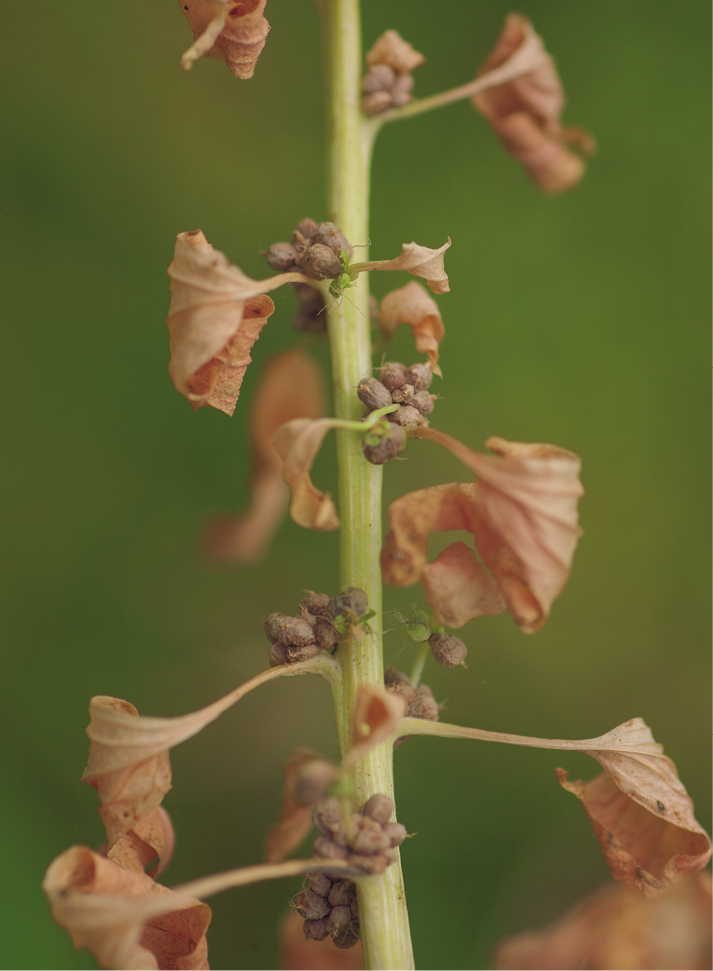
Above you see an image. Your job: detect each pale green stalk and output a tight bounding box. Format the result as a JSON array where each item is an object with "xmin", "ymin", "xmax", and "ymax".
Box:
[{"xmin": 319, "ymin": 0, "xmax": 414, "ymax": 967}]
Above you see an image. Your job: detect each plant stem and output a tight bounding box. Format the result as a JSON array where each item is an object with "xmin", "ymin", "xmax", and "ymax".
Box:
[
  {"xmin": 409, "ymin": 641, "xmax": 430, "ymax": 689},
  {"xmin": 320, "ymin": 1, "xmax": 414, "ymax": 967}
]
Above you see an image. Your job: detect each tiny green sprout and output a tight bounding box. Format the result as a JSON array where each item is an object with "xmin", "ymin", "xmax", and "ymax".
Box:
[{"xmin": 363, "ymin": 419, "xmax": 391, "ymax": 447}]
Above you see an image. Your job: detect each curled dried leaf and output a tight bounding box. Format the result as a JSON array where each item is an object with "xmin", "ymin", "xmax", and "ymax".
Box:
[
  {"xmin": 271, "ymin": 418, "xmax": 342, "ymax": 531},
  {"xmin": 43, "ymin": 846, "xmax": 210, "ymax": 971},
  {"xmin": 166, "ymin": 230, "xmax": 306, "ymax": 415},
  {"xmin": 348, "ymin": 686, "xmax": 406, "ymax": 760},
  {"xmin": 473, "ymin": 15, "xmax": 595, "ymax": 194},
  {"xmin": 421, "ymin": 541, "xmax": 505, "ymax": 629},
  {"xmin": 386, "ymin": 431, "xmax": 584, "ymax": 632},
  {"xmin": 366, "ymin": 29, "xmax": 425, "ymax": 74},
  {"xmin": 351, "ymin": 239, "xmax": 451, "ymax": 294},
  {"xmin": 206, "ymin": 350, "xmax": 325, "ymax": 562},
  {"xmin": 493, "ymin": 874, "xmax": 713, "ymax": 971},
  {"xmin": 107, "ymin": 807, "xmax": 175, "ymax": 879},
  {"xmin": 378, "ymin": 282, "xmax": 445, "ymax": 375},
  {"xmin": 266, "ymin": 749, "xmax": 338, "ymax": 864},
  {"xmin": 181, "ymin": 0, "xmax": 270, "ymax": 80}
]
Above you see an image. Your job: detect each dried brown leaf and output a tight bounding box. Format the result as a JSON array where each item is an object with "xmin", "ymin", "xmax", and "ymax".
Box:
[
  {"xmin": 43, "ymin": 846, "xmax": 211, "ymax": 971},
  {"xmin": 348, "ymin": 685, "xmax": 406, "ymax": 760},
  {"xmin": 266, "ymin": 750, "xmax": 338, "ymax": 863},
  {"xmin": 366, "ymin": 29, "xmax": 425, "ymax": 74},
  {"xmin": 352, "ymin": 239, "xmax": 451, "ymax": 294},
  {"xmin": 166, "ymin": 230, "xmax": 306, "ymax": 415},
  {"xmin": 378, "ymin": 282, "xmax": 445, "ymax": 375},
  {"xmin": 383, "ymin": 433, "xmax": 583, "ymax": 631},
  {"xmin": 206, "ymin": 350, "xmax": 325, "ymax": 562},
  {"xmin": 108, "ymin": 806, "xmax": 176, "ymax": 878},
  {"xmin": 181, "ymin": 0, "xmax": 270, "ymax": 80},
  {"xmin": 494, "ymin": 874, "xmax": 712, "ymax": 971},
  {"xmin": 271, "ymin": 418, "xmax": 341, "ymax": 531},
  {"xmin": 420, "ymin": 540, "xmax": 506, "ymax": 628},
  {"xmin": 473, "ymin": 14, "xmax": 595, "ymax": 194}
]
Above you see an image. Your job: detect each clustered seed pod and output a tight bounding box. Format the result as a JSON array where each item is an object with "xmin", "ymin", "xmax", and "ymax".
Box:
[
  {"xmin": 293, "ymin": 282, "xmax": 326, "ymax": 334},
  {"xmin": 357, "ymin": 361, "xmax": 437, "ymax": 465},
  {"xmin": 429, "ymin": 633, "xmax": 468, "ymax": 669},
  {"xmin": 265, "ymin": 607, "xmax": 322, "ymax": 667},
  {"xmin": 311, "ymin": 794, "xmax": 407, "ymax": 878},
  {"xmin": 384, "ymin": 668, "xmax": 440, "ymax": 722},
  {"xmin": 293, "ymin": 873, "xmax": 361, "ymax": 949},
  {"xmin": 361, "ymin": 59, "xmax": 418, "ymax": 117},
  {"xmin": 362, "ymin": 422, "xmax": 406, "ymax": 466},
  {"xmin": 267, "ymin": 589, "xmax": 372, "ymax": 666}
]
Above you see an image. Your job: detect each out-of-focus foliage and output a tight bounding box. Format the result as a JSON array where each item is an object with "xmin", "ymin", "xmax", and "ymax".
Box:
[{"xmin": 1, "ymin": 1, "xmax": 709, "ymax": 968}]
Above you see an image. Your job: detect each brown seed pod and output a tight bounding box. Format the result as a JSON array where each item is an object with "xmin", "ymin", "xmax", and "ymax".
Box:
[
  {"xmin": 391, "ymin": 71, "xmax": 415, "ymax": 107},
  {"xmin": 308, "ymin": 873, "xmax": 333, "ymax": 898},
  {"xmin": 300, "ymin": 591, "xmax": 330, "ymax": 616},
  {"xmin": 362, "ymin": 794, "xmax": 395, "ymax": 824},
  {"xmin": 361, "ymin": 63, "xmax": 397, "ymax": 94},
  {"xmin": 350, "ymin": 852, "xmax": 389, "ymax": 874},
  {"xmin": 291, "ymin": 229, "xmax": 310, "ymax": 255},
  {"xmin": 328, "ymin": 880, "xmax": 355, "ymax": 908},
  {"xmin": 350, "ymin": 898, "xmax": 360, "ymax": 919},
  {"xmin": 292, "ymin": 760, "xmax": 336, "ymax": 805},
  {"xmin": 407, "ymin": 684, "xmax": 440, "ymax": 721},
  {"xmin": 265, "ymin": 613, "xmax": 316, "ymax": 647},
  {"xmin": 294, "ymin": 217, "xmax": 318, "ymax": 242},
  {"xmin": 391, "ymin": 383, "xmax": 415, "ymax": 405},
  {"xmin": 312, "ymin": 222, "xmax": 351, "ymax": 257},
  {"xmin": 268, "ymin": 642, "xmax": 289, "ymax": 667},
  {"xmin": 357, "ymin": 377, "xmax": 393, "ymax": 412},
  {"xmin": 328, "ymin": 905, "xmax": 352, "ymax": 932},
  {"xmin": 383, "ymin": 821, "xmax": 408, "ymax": 847},
  {"xmin": 286, "ymin": 643, "xmax": 320, "ymax": 663},
  {"xmin": 312, "ymin": 835, "xmax": 349, "ymax": 860},
  {"xmin": 298, "ymin": 243, "xmax": 343, "ymax": 280},
  {"xmin": 294, "ymin": 889, "xmax": 331, "ymax": 920},
  {"xmin": 313, "ymin": 798, "xmax": 343, "ymax": 836},
  {"xmin": 388, "ymin": 681, "xmax": 416, "ymax": 707},
  {"xmin": 429, "ymin": 633, "xmax": 468, "ymax": 669},
  {"xmin": 404, "ymin": 363, "xmax": 433, "ymax": 390},
  {"xmin": 412, "ymin": 390, "xmax": 436, "ymax": 415},
  {"xmin": 328, "ymin": 587, "xmax": 369, "ymax": 618},
  {"xmin": 361, "ymin": 90, "xmax": 393, "ymax": 116},
  {"xmin": 314, "ymin": 616, "xmax": 339, "ymax": 649},
  {"xmin": 389, "ymin": 405, "xmax": 428, "ymax": 428},
  {"xmin": 350, "ymin": 817, "xmax": 392, "ymax": 855},
  {"xmin": 384, "ymin": 668, "xmax": 411, "ymax": 686},
  {"xmin": 362, "ymin": 422, "xmax": 407, "ymax": 466},
  {"xmin": 378, "ymin": 362, "xmax": 407, "ymax": 392},
  {"xmin": 264, "ymin": 242, "xmax": 298, "ymax": 272},
  {"xmin": 332, "ymin": 926, "xmax": 360, "ymax": 949},
  {"xmin": 303, "ymin": 918, "xmax": 330, "ymax": 942}
]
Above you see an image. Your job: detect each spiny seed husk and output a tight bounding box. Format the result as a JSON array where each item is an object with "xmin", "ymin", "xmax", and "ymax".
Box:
[
  {"xmin": 362, "ymin": 794, "xmax": 394, "ymax": 824},
  {"xmin": 357, "ymin": 377, "xmax": 392, "ymax": 411},
  {"xmin": 389, "ymin": 404, "xmax": 428, "ymax": 427},
  {"xmin": 404, "ymin": 363, "xmax": 433, "ymax": 390},
  {"xmin": 429, "ymin": 633, "xmax": 468, "ymax": 668}
]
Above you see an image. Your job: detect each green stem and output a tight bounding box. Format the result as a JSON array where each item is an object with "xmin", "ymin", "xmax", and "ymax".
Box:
[
  {"xmin": 320, "ymin": 1, "xmax": 414, "ymax": 967},
  {"xmin": 409, "ymin": 641, "xmax": 430, "ymax": 689}
]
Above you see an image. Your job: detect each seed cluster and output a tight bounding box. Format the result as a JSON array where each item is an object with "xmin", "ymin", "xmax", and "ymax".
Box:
[
  {"xmin": 359, "ymin": 362, "xmax": 437, "ymax": 465},
  {"xmin": 361, "ymin": 63, "xmax": 415, "ymax": 116},
  {"xmin": 385, "ymin": 669, "xmax": 440, "ymax": 721},
  {"xmin": 293, "ymin": 873, "xmax": 360, "ymax": 950},
  {"xmin": 428, "ymin": 633, "xmax": 468, "ymax": 669},
  {"xmin": 266, "ymin": 588, "xmax": 370, "ymax": 667},
  {"xmin": 264, "ymin": 217, "xmax": 351, "ymax": 281},
  {"xmin": 312, "ymin": 794, "xmax": 407, "ymax": 877}
]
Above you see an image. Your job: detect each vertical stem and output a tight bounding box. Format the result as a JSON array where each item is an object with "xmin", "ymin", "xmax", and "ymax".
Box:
[{"xmin": 320, "ymin": 1, "xmax": 415, "ymax": 968}]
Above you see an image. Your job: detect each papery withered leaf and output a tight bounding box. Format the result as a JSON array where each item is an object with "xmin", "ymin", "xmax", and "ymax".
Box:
[
  {"xmin": 351, "ymin": 239, "xmax": 451, "ymax": 294},
  {"xmin": 494, "ymin": 874, "xmax": 712, "ymax": 971},
  {"xmin": 266, "ymin": 749, "xmax": 338, "ymax": 863},
  {"xmin": 43, "ymin": 846, "xmax": 211, "ymax": 971},
  {"xmin": 166, "ymin": 230, "xmax": 306, "ymax": 414},
  {"xmin": 378, "ymin": 281, "xmax": 445, "ymax": 375},
  {"xmin": 108, "ymin": 806, "xmax": 175, "ymax": 878},
  {"xmin": 472, "ymin": 14, "xmax": 594, "ymax": 194},
  {"xmin": 206, "ymin": 350, "xmax": 325, "ymax": 562},
  {"xmin": 347, "ymin": 686, "xmax": 406, "ymax": 761},
  {"xmin": 366, "ymin": 29, "xmax": 425, "ymax": 74},
  {"xmin": 181, "ymin": 0, "xmax": 270, "ymax": 80},
  {"xmin": 420, "ymin": 540, "xmax": 505, "ymax": 628},
  {"xmin": 271, "ymin": 418, "xmax": 341, "ymax": 531}
]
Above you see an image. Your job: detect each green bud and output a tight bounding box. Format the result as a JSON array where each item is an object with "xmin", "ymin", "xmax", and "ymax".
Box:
[{"xmin": 404, "ymin": 609, "xmax": 431, "ymax": 643}]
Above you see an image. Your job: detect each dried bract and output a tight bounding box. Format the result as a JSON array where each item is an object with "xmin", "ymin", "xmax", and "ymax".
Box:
[
  {"xmin": 379, "ymin": 282, "xmax": 445, "ymax": 374},
  {"xmin": 353, "ymin": 239, "xmax": 451, "ymax": 294},
  {"xmin": 366, "ymin": 30, "xmax": 425, "ymax": 74},
  {"xmin": 180, "ymin": 0, "xmax": 270, "ymax": 80},
  {"xmin": 271, "ymin": 418, "xmax": 342, "ymax": 531},
  {"xmin": 472, "ymin": 15, "xmax": 595, "ymax": 194}
]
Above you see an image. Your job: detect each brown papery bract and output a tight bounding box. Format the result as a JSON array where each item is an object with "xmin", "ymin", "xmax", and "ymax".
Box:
[
  {"xmin": 81, "ymin": 665, "xmax": 323, "ymax": 848},
  {"xmin": 271, "ymin": 418, "xmax": 343, "ymax": 531},
  {"xmin": 472, "ymin": 14, "xmax": 595, "ymax": 194},
  {"xmin": 350, "ymin": 239, "xmax": 451, "ymax": 294},
  {"xmin": 43, "ymin": 846, "xmax": 211, "ymax": 971},
  {"xmin": 345, "ymin": 686, "xmax": 406, "ymax": 766},
  {"xmin": 382, "ymin": 432, "xmax": 583, "ymax": 632},
  {"xmin": 494, "ymin": 873, "xmax": 712, "ymax": 971},
  {"xmin": 366, "ymin": 29, "xmax": 425, "ymax": 74},
  {"xmin": 206, "ymin": 350, "xmax": 325, "ymax": 562},
  {"xmin": 108, "ymin": 806, "xmax": 175, "ymax": 878},
  {"xmin": 266, "ymin": 749, "xmax": 338, "ymax": 863},
  {"xmin": 180, "ymin": 0, "xmax": 270, "ymax": 80},
  {"xmin": 166, "ymin": 230, "xmax": 308, "ymax": 415},
  {"xmin": 378, "ymin": 282, "xmax": 445, "ymax": 375}
]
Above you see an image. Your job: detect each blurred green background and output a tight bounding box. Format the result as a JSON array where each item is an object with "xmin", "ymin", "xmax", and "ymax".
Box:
[{"xmin": 1, "ymin": 1, "xmax": 710, "ymax": 969}]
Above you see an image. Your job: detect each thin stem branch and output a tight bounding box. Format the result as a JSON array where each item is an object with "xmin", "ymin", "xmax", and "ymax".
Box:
[
  {"xmin": 409, "ymin": 642, "xmax": 430, "ymax": 689},
  {"xmin": 172, "ymin": 858, "xmax": 361, "ymax": 902}
]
